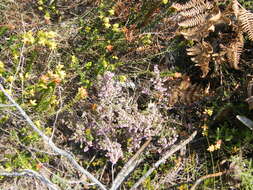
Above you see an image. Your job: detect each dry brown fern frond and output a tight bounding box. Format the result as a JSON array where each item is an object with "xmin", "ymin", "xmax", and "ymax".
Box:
[
  {"xmin": 226, "ymin": 32, "xmax": 244, "ymax": 70},
  {"xmin": 167, "ymin": 75, "xmax": 208, "ymax": 105},
  {"xmin": 232, "ymin": 0, "xmax": 240, "ymax": 19},
  {"xmin": 171, "ymin": 0, "xmax": 205, "ymax": 12},
  {"xmin": 187, "ymin": 41, "xmax": 213, "ymax": 77},
  {"xmin": 179, "ymin": 3, "xmax": 213, "ymax": 17},
  {"xmin": 238, "ymin": 7, "xmax": 253, "ymax": 41},
  {"xmin": 181, "ymin": 83, "xmax": 203, "ymax": 104},
  {"xmin": 208, "ymin": 8, "xmax": 222, "ymax": 23},
  {"xmin": 178, "ymin": 13, "xmax": 208, "ymax": 28},
  {"xmin": 180, "ymin": 23, "xmax": 215, "ymax": 41}
]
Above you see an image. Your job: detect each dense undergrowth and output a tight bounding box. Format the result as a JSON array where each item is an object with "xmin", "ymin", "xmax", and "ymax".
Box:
[{"xmin": 0, "ymin": 0, "xmax": 253, "ymax": 189}]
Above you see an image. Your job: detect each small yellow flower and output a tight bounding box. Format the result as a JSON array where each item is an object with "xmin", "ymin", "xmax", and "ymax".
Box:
[
  {"xmin": 85, "ymin": 26, "xmax": 91, "ymax": 33},
  {"xmin": 108, "ymin": 9, "xmax": 115, "ymax": 15},
  {"xmin": 204, "ymin": 108, "xmax": 213, "ymax": 116},
  {"xmin": 112, "ymin": 56, "xmax": 118, "ymax": 60},
  {"xmin": 47, "ymin": 31, "xmax": 57, "ymax": 38},
  {"xmin": 201, "ymin": 124, "xmax": 208, "ymax": 136},
  {"xmin": 178, "ymin": 184, "xmax": 188, "ymax": 190},
  {"xmin": 207, "ymin": 140, "xmax": 222, "ymax": 152},
  {"xmin": 30, "ymin": 99, "xmax": 37, "ymax": 106},
  {"xmin": 162, "ymin": 0, "xmax": 168, "ymax": 4},
  {"xmin": 13, "ymin": 52, "xmax": 19, "ymax": 60},
  {"xmin": 103, "ymin": 17, "xmax": 110, "ymax": 23},
  {"xmin": 77, "ymin": 87, "xmax": 88, "ymax": 99},
  {"xmin": 104, "ymin": 23, "xmax": 111, "ymax": 28},
  {"xmin": 45, "ymin": 127, "xmax": 52, "ymax": 136},
  {"xmin": 40, "ymin": 75, "xmax": 49, "ymax": 83},
  {"xmin": 215, "ymin": 140, "xmax": 222, "ymax": 150},
  {"xmin": 38, "ymin": 37, "xmax": 47, "ymax": 46},
  {"xmin": 112, "ymin": 23, "xmax": 120, "ymax": 32},
  {"xmin": 0, "ymin": 61, "xmax": 5, "ymax": 73},
  {"xmin": 22, "ymin": 31, "xmax": 35, "ymax": 44},
  {"xmin": 71, "ymin": 55, "xmax": 79, "ymax": 64},
  {"xmin": 207, "ymin": 145, "xmax": 215, "ymax": 152},
  {"xmin": 48, "ymin": 41, "xmax": 57, "ymax": 50},
  {"xmin": 119, "ymin": 75, "xmax": 127, "ymax": 82},
  {"xmin": 44, "ymin": 12, "xmax": 51, "ymax": 21},
  {"xmin": 34, "ymin": 120, "xmax": 41, "ymax": 127},
  {"xmin": 231, "ymin": 146, "xmax": 240, "ymax": 153},
  {"xmin": 7, "ymin": 76, "xmax": 14, "ymax": 82},
  {"xmin": 57, "ymin": 70, "xmax": 66, "ymax": 80},
  {"xmin": 37, "ymin": 0, "xmax": 43, "ymax": 5},
  {"xmin": 29, "ymin": 89, "xmax": 35, "ymax": 96}
]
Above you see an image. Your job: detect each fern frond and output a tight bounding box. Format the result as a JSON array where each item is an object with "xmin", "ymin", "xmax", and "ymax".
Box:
[
  {"xmin": 172, "ymin": 0, "xmax": 205, "ymax": 11},
  {"xmin": 238, "ymin": 8, "xmax": 253, "ymax": 41},
  {"xmin": 187, "ymin": 41, "xmax": 213, "ymax": 77},
  {"xmin": 179, "ymin": 3, "xmax": 213, "ymax": 17},
  {"xmin": 180, "ymin": 24, "xmax": 214, "ymax": 41},
  {"xmin": 181, "ymin": 83, "xmax": 203, "ymax": 104},
  {"xmin": 232, "ymin": 0, "xmax": 240, "ymax": 18},
  {"xmin": 195, "ymin": 56, "xmax": 211, "ymax": 77},
  {"xmin": 187, "ymin": 44, "xmax": 203, "ymax": 56},
  {"xmin": 226, "ymin": 32, "xmax": 244, "ymax": 70},
  {"xmin": 187, "ymin": 41, "xmax": 212, "ymax": 57},
  {"xmin": 208, "ymin": 9, "xmax": 221, "ymax": 22},
  {"xmin": 179, "ymin": 13, "xmax": 208, "ymax": 28}
]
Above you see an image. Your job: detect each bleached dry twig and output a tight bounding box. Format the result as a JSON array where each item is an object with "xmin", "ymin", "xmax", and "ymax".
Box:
[
  {"xmin": 190, "ymin": 170, "xmax": 228, "ymax": 190},
  {"xmin": 110, "ymin": 137, "xmax": 152, "ymax": 190},
  {"xmin": 0, "ymin": 84, "xmax": 108, "ymax": 190},
  {"xmin": 0, "ymin": 169, "xmax": 59, "ymax": 190},
  {"xmin": 130, "ymin": 131, "xmax": 197, "ymax": 190}
]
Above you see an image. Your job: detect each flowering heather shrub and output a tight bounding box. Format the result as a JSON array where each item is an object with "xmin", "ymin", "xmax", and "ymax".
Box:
[
  {"xmin": 72, "ymin": 71, "xmax": 178, "ymax": 164},
  {"xmin": 143, "ymin": 65, "xmax": 172, "ymax": 107}
]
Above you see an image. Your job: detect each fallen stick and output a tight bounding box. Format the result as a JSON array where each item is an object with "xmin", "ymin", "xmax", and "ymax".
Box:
[
  {"xmin": 190, "ymin": 170, "xmax": 228, "ymax": 190},
  {"xmin": 130, "ymin": 131, "xmax": 197, "ymax": 190},
  {"xmin": 0, "ymin": 169, "xmax": 59, "ymax": 190},
  {"xmin": 0, "ymin": 84, "xmax": 108, "ymax": 190},
  {"xmin": 110, "ymin": 137, "xmax": 152, "ymax": 190}
]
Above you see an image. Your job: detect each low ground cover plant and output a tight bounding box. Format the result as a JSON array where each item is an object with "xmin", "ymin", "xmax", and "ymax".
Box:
[{"xmin": 0, "ymin": 0, "xmax": 253, "ymax": 189}]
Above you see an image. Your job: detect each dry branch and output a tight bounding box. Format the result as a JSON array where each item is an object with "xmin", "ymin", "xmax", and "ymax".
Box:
[
  {"xmin": 0, "ymin": 169, "xmax": 59, "ymax": 190},
  {"xmin": 0, "ymin": 84, "xmax": 108, "ymax": 190},
  {"xmin": 110, "ymin": 137, "xmax": 152, "ymax": 190},
  {"xmin": 130, "ymin": 131, "xmax": 197, "ymax": 190},
  {"xmin": 190, "ymin": 170, "xmax": 228, "ymax": 190}
]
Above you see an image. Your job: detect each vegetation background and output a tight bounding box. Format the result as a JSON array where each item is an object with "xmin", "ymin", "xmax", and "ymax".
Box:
[{"xmin": 0, "ymin": 0, "xmax": 253, "ymax": 189}]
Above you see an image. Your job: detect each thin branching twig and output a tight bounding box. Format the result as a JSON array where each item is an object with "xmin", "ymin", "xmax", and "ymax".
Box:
[
  {"xmin": 190, "ymin": 170, "xmax": 229, "ymax": 190},
  {"xmin": 0, "ymin": 169, "xmax": 59, "ymax": 190},
  {"xmin": 0, "ymin": 84, "xmax": 108, "ymax": 190},
  {"xmin": 110, "ymin": 137, "xmax": 152, "ymax": 190},
  {"xmin": 130, "ymin": 131, "xmax": 197, "ymax": 190}
]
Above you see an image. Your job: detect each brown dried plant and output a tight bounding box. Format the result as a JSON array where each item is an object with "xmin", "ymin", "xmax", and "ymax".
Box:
[
  {"xmin": 167, "ymin": 75, "xmax": 208, "ymax": 106},
  {"xmin": 172, "ymin": 0, "xmax": 253, "ymax": 77}
]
